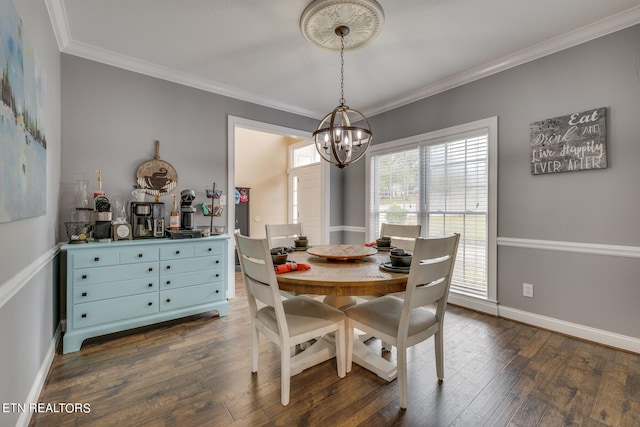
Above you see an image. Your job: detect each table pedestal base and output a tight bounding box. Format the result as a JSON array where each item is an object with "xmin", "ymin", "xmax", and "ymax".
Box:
[{"xmin": 290, "ymin": 334, "xmax": 398, "ymax": 382}]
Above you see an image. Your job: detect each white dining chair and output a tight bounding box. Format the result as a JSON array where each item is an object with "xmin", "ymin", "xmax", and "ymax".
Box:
[
  {"xmin": 380, "ymin": 223, "xmax": 422, "ymax": 252},
  {"xmin": 344, "ymin": 233, "xmax": 460, "ymax": 409},
  {"xmin": 266, "ymin": 223, "xmax": 303, "ymax": 249},
  {"xmin": 235, "ymin": 233, "xmax": 346, "ymax": 406}
]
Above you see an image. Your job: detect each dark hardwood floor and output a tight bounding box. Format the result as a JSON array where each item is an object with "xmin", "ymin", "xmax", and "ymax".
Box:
[{"xmin": 31, "ymin": 271, "xmax": 640, "ymax": 427}]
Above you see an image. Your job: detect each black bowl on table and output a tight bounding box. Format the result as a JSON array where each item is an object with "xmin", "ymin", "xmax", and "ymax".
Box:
[
  {"xmin": 294, "ymin": 237, "xmax": 308, "ymax": 248},
  {"xmin": 270, "ymin": 247, "xmax": 289, "ymax": 265},
  {"xmin": 376, "ymin": 236, "xmax": 391, "ymax": 248},
  {"xmin": 390, "ymin": 253, "xmax": 412, "ymax": 268}
]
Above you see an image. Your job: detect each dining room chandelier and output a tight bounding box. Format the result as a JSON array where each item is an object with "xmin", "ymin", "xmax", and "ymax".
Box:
[{"xmin": 301, "ymin": 0, "xmax": 384, "ymax": 169}]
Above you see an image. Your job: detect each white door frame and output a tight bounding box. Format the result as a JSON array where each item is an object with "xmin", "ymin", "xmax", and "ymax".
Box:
[{"xmin": 227, "ymin": 116, "xmax": 330, "ymax": 299}]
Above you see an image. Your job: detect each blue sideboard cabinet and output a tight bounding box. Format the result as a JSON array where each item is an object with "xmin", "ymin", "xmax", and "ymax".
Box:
[{"xmin": 62, "ymin": 236, "xmax": 229, "ymax": 353}]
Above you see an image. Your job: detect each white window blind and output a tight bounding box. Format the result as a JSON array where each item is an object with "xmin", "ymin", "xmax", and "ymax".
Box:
[
  {"xmin": 369, "ymin": 147, "xmax": 420, "ymax": 235},
  {"xmin": 422, "ymin": 134, "xmax": 488, "ymax": 297},
  {"xmin": 368, "ymin": 122, "xmax": 494, "ymax": 300}
]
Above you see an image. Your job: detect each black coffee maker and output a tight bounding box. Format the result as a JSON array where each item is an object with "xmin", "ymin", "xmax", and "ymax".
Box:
[
  {"xmin": 131, "ymin": 202, "xmax": 165, "ymax": 238},
  {"xmin": 180, "ymin": 189, "xmax": 196, "ymax": 230}
]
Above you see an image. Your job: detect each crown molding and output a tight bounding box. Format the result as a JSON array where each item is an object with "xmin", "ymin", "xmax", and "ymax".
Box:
[
  {"xmin": 44, "ymin": 0, "xmax": 70, "ymax": 51},
  {"xmin": 363, "ymin": 5, "xmax": 640, "ymax": 117},
  {"xmin": 46, "ymin": 0, "xmax": 640, "ymax": 119},
  {"xmin": 63, "ymin": 40, "xmax": 323, "ymax": 119},
  {"xmin": 46, "ymin": 1, "xmax": 321, "ymax": 119}
]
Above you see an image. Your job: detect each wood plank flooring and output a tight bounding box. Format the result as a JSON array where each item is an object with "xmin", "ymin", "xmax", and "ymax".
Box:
[{"xmin": 30, "ymin": 271, "xmax": 640, "ymax": 427}]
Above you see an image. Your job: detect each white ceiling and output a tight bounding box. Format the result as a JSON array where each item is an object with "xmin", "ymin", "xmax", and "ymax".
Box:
[{"xmin": 47, "ymin": 0, "xmax": 640, "ymax": 119}]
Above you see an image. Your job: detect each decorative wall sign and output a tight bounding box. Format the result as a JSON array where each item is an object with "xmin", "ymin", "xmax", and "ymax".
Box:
[
  {"xmin": 135, "ymin": 140, "xmax": 178, "ymax": 197},
  {"xmin": 530, "ymin": 107, "xmax": 607, "ymax": 175},
  {"xmin": 0, "ymin": 0, "xmax": 48, "ymax": 222}
]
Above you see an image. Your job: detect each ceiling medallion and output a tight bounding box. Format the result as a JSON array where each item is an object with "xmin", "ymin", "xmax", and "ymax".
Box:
[
  {"xmin": 300, "ymin": 0, "xmax": 385, "ymax": 51},
  {"xmin": 302, "ymin": 0, "xmax": 383, "ymax": 169}
]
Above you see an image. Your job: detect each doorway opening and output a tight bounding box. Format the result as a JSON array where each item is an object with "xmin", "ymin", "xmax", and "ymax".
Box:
[{"xmin": 227, "ymin": 116, "xmax": 330, "ymax": 298}]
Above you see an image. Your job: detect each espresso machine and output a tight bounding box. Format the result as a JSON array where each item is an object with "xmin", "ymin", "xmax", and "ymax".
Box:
[
  {"xmin": 180, "ymin": 189, "xmax": 196, "ymax": 230},
  {"xmin": 131, "ymin": 202, "xmax": 165, "ymax": 238}
]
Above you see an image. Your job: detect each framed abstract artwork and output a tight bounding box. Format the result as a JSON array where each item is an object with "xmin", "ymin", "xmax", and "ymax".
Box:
[{"xmin": 0, "ymin": 0, "xmax": 47, "ymax": 223}]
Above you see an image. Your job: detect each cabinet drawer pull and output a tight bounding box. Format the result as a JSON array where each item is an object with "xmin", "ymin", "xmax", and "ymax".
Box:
[
  {"xmin": 215, "ymin": 290, "xmax": 219, "ymax": 293},
  {"xmin": 148, "ymin": 283, "xmax": 153, "ymax": 288},
  {"xmin": 148, "ymin": 302, "xmax": 153, "ymax": 306},
  {"xmin": 215, "ymin": 273, "xmax": 220, "ymax": 278},
  {"xmin": 166, "ymin": 280, "xmax": 171, "ymax": 285},
  {"xmin": 166, "ymin": 298, "xmax": 171, "ymax": 303},
  {"xmin": 81, "ymin": 274, "xmax": 87, "ymax": 280},
  {"xmin": 81, "ymin": 292, "xmax": 88, "ymax": 297},
  {"xmin": 175, "ymin": 250, "xmax": 180, "ymax": 255},
  {"xmin": 215, "ymin": 260, "xmax": 219, "ymax": 264},
  {"xmin": 94, "ymin": 257, "xmax": 100, "ymax": 262},
  {"xmin": 166, "ymin": 265, "xmax": 171, "ymax": 270},
  {"xmin": 138, "ymin": 253, "xmax": 143, "ymax": 258},
  {"xmin": 148, "ymin": 267, "xmax": 153, "ymax": 272},
  {"xmin": 208, "ymin": 248, "xmax": 212, "ymax": 252},
  {"xmin": 81, "ymin": 313, "xmax": 87, "ymax": 318}
]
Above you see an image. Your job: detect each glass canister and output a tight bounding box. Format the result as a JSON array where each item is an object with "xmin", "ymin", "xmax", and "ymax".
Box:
[{"xmin": 75, "ymin": 179, "xmax": 91, "ymax": 209}]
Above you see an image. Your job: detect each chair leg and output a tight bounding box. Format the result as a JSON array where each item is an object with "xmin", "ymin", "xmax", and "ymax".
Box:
[
  {"xmin": 281, "ymin": 347, "xmax": 291, "ymax": 406},
  {"xmin": 435, "ymin": 330, "xmax": 444, "ymax": 384},
  {"xmin": 251, "ymin": 325, "xmax": 259, "ymax": 373},
  {"xmin": 346, "ymin": 319, "xmax": 354, "ymax": 373},
  {"xmin": 397, "ymin": 347, "xmax": 408, "ymax": 409}
]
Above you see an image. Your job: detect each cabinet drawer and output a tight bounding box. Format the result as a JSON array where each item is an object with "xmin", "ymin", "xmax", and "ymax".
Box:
[
  {"xmin": 74, "ymin": 262, "xmax": 157, "ymax": 286},
  {"xmin": 160, "ymin": 270, "xmax": 223, "ymax": 290},
  {"xmin": 193, "ymin": 242, "xmax": 224, "ymax": 257},
  {"xmin": 73, "ymin": 293, "xmax": 159, "ymax": 328},
  {"xmin": 160, "ymin": 255, "xmax": 223, "ymax": 275},
  {"xmin": 160, "ymin": 282, "xmax": 225, "ymax": 311},
  {"xmin": 73, "ymin": 249, "xmax": 119, "ymax": 269},
  {"xmin": 160, "ymin": 244, "xmax": 194, "ymax": 260},
  {"xmin": 119, "ymin": 246, "xmax": 159, "ymax": 264},
  {"xmin": 74, "ymin": 278, "xmax": 158, "ymax": 303}
]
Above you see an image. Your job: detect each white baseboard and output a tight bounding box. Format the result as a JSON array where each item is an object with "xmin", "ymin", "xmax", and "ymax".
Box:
[
  {"xmin": 499, "ymin": 306, "xmax": 640, "ymax": 354},
  {"xmin": 448, "ymin": 294, "xmax": 640, "ymax": 354},
  {"xmin": 448, "ymin": 292, "xmax": 498, "ymax": 316},
  {"xmin": 16, "ymin": 323, "xmax": 62, "ymax": 427}
]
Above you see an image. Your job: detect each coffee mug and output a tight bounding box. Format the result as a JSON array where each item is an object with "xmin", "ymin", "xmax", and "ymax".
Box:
[{"xmin": 132, "ymin": 189, "xmax": 146, "ymax": 202}]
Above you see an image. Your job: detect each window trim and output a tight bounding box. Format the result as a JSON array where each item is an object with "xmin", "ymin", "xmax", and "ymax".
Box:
[{"xmin": 366, "ymin": 117, "xmax": 497, "ymax": 303}]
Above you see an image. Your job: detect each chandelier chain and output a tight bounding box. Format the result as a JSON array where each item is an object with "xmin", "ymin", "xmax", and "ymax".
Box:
[{"xmin": 339, "ymin": 34, "xmax": 345, "ymax": 106}]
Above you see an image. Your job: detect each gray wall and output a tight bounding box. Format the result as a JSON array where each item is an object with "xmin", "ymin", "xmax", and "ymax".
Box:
[
  {"xmin": 0, "ymin": 0, "xmax": 61, "ymax": 426},
  {"xmin": 348, "ymin": 24, "xmax": 640, "ymax": 338},
  {"xmin": 60, "ymin": 55, "xmax": 318, "ymax": 238}
]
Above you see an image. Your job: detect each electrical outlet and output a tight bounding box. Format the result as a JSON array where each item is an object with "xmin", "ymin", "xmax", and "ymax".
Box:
[{"xmin": 523, "ymin": 283, "xmax": 534, "ymax": 298}]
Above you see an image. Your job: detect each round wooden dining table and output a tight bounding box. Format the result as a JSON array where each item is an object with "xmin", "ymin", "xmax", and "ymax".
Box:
[{"xmin": 276, "ymin": 245, "xmax": 409, "ymax": 382}]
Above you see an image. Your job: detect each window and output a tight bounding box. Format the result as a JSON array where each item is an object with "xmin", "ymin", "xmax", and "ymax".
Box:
[
  {"xmin": 291, "ymin": 142, "xmax": 320, "ymax": 168},
  {"xmin": 367, "ymin": 118, "xmax": 497, "ymax": 301}
]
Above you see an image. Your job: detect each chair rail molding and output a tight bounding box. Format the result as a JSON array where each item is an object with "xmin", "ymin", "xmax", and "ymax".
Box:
[
  {"xmin": 497, "ymin": 237, "xmax": 640, "ymax": 258},
  {"xmin": 330, "ymin": 226, "xmax": 366, "ymax": 234},
  {"xmin": 0, "ymin": 244, "xmax": 62, "ymax": 309}
]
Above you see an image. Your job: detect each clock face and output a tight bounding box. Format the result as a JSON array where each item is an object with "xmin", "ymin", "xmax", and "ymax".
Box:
[{"xmin": 115, "ymin": 224, "xmax": 131, "ymax": 239}]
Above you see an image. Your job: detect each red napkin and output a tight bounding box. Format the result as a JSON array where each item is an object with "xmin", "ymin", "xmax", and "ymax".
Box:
[
  {"xmin": 362, "ymin": 241, "xmax": 376, "ymax": 247},
  {"xmin": 275, "ymin": 262, "xmax": 311, "ymax": 274}
]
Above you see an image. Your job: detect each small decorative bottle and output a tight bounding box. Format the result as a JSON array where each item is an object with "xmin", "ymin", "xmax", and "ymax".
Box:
[
  {"xmin": 170, "ymin": 194, "xmax": 180, "ymax": 231},
  {"xmin": 93, "ymin": 169, "xmax": 105, "ymax": 200}
]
